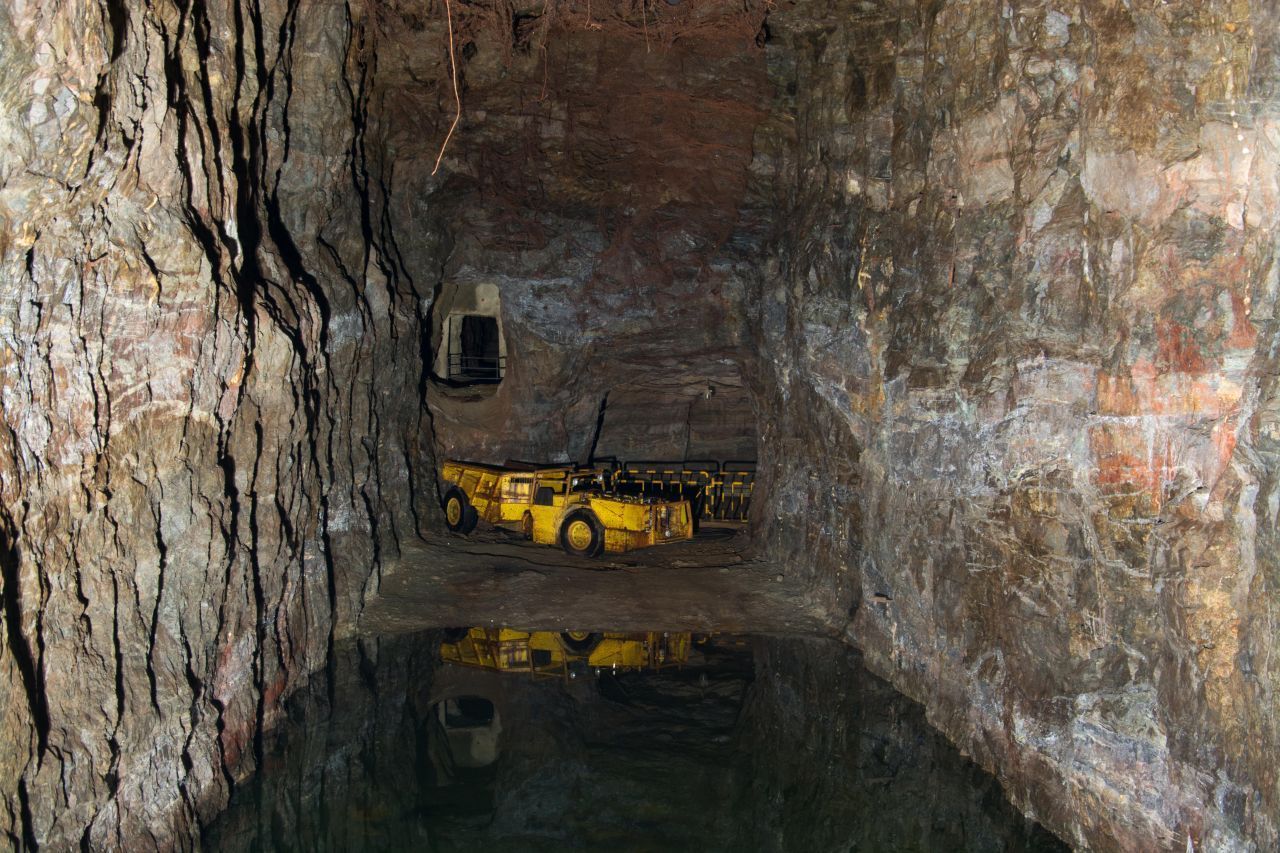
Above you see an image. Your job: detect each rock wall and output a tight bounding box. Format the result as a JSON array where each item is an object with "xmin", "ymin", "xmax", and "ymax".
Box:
[
  {"xmin": 750, "ymin": 0, "xmax": 1280, "ymax": 848},
  {"xmin": 0, "ymin": 0, "xmax": 437, "ymax": 845},
  {"xmin": 400, "ymin": 3, "xmax": 772, "ymax": 467}
]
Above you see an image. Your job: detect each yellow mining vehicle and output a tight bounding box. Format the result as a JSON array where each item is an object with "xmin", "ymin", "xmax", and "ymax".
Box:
[
  {"xmin": 438, "ymin": 460, "xmax": 693, "ymax": 557},
  {"xmin": 439, "ymin": 627, "xmax": 693, "ymax": 675}
]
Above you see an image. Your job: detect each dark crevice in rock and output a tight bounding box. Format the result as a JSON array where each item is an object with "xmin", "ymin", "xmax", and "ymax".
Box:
[
  {"xmin": 359, "ymin": 462, "xmax": 384, "ymax": 595},
  {"xmin": 107, "ymin": 565, "xmax": 125, "ymax": 791},
  {"xmin": 102, "ymin": 0, "xmax": 128, "ymax": 61},
  {"xmin": 319, "ymin": 498, "xmax": 339, "ymax": 703},
  {"xmin": 16, "ymin": 780, "xmax": 36, "ymax": 852},
  {"xmin": 164, "ymin": 0, "xmax": 250, "ymax": 354},
  {"xmin": 90, "ymin": 79, "xmax": 113, "ymax": 154},
  {"xmin": 272, "ymin": 1, "xmax": 298, "ymax": 166},
  {"xmin": 186, "ymin": 0, "xmax": 235, "ymax": 256},
  {"xmin": 216, "ymin": 454, "xmax": 240, "ymax": 566},
  {"xmin": 146, "ymin": 499, "xmax": 167, "ymax": 712},
  {"xmin": 179, "ymin": 633, "xmax": 204, "ymax": 798},
  {"xmin": 0, "ymin": 515, "xmax": 48, "ymax": 761},
  {"xmin": 87, "ymin": 0, "xmax": 128, "ymax": 173},
  {"xmin": 210, "ymin": 692, "xmax": 237, "ymax": 796},
  {"xmin": 376, "ymin": 169, "xmax": 413, "ymax": 290},
  {"xmin": 261, "ymin": 156, "xmax": 334, "ymax": 358},
  {"xmin": 343, "ymin": 6, "xmax": 377, "ymax": 290},
  {"xmin": 247, "ymin": 417, "xmax": 268, "ymax": 772},
  {"xmin": 224, "ymin": 0, "xmax": 263, "ymax": 333}
]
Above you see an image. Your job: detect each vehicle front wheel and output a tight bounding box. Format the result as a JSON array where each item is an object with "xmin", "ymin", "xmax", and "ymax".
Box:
[
  {"xmin": 559, "ymin": 509, "xmax": 604, "ymax": 558},
  {"xmin": 560, "ymin": 631, "xmax": 603, "ymax": 654},
  {"xmin": 443, "ymin": 487, "xmax": 478, "ymax": 534}
]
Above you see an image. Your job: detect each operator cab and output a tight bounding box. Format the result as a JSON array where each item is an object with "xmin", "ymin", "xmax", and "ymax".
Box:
[{"xmin": 569, "ymin": 471, "xmax": 609, "ymax": 493}]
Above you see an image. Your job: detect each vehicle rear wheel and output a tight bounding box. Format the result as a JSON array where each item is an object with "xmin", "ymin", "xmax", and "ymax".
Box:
[
  {"xmin": 521, "ymin": 511, "xmax": 534, "ymax": 541},
  {"xmin": 559, "ymin": 509, "xmax": 603, "ymax": 558},
  {"xmin": 441, "ymin": 627, "xmax": 470, "ymax": 643},
  {"xmin": 560, "ymin": 631, "xmax": 603, "ymax": 654},
  {"xmin": 443, "ymin": 487, "xmax": 478, "ymax": 534},
  {"xmin": 690, "ymin": 491, "xmax": 704, "ymax": 534}
]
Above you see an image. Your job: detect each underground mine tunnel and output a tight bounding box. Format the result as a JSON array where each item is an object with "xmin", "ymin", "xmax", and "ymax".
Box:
[{"xmin": 1, "ymin": 0, "xmax": 1278, "ymax": 850}]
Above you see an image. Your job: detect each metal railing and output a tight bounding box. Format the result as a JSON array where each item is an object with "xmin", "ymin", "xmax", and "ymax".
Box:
[
  {"xmin": 446, "ymin": 353, "xmax": 506, "ymax": 384},
  {"xmin": 613, "ymin": 460, "xmax": 755, "ymax": 523}
]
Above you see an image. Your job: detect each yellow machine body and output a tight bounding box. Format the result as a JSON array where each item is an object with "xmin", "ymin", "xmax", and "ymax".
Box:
[
  {"xmin": 438, "ymin": 460, "xmax": 536, "ymax": 525},
  {"xmin": 439, "ymin": 460, "xmax": 693, "ymax": 555},
  {"xmin": 440, "ymin": 628, "xmax": 692, "ymax": 676}
]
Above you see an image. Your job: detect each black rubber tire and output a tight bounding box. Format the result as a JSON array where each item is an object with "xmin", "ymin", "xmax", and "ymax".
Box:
[
  {"xmin": 521, "ymin": 511, "xmax": 534, "ymax": 541},
  {"xmin": 690, "ymin": 492, "xmax": 704, "ymax": 535},
  {"xmin": 442, "ymin": 487, "xmax": 478, "ymax": 534},
  {"xmin": 441, "ymin": 627, "xmax": 470, "ymax": 643},
  {"xmin": 559, "ymin": 509, "xmax": 604, "ymax": 558},
  {"xmin": 560, "ymin": 631, "xmax": 604, "ymax": 654}
]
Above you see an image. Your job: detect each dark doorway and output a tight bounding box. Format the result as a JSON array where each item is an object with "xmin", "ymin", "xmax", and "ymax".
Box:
[
  {"xmin": 450, "ymin": 315, "xmax": 504, "ymax": 383},
  {"xmin": 440, "ymin": 696, "xmax": 496, "ymax": 729}
]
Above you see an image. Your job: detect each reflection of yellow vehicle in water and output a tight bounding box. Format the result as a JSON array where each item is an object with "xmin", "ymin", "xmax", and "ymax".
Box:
[
  {"xmin": 438, "ymin": 460, "xmax": 693, "ymax": 557},
  {"xmin": 439, "ymin": 627, "xmax": 693, "ymax": 676}
]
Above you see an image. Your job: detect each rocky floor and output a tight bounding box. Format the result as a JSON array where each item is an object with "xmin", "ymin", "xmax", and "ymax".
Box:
[{"xmin": 360, "ymin": 524, "xmax": 838, "ymax": 637}]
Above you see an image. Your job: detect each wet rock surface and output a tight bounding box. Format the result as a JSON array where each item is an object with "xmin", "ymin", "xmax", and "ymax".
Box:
[{"xmin": 205, "ymin": 630, "xmax": 1066, "ymax": 852}]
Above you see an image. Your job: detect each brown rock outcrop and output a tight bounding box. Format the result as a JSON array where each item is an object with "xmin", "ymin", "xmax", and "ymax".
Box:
[
  {"xmin": 0, "ymin": 0, "xmax": 434, "ymax": 845},
  {"xmin": 748, "ymin": 0, "xmax": 1280, "ymax": 848}
]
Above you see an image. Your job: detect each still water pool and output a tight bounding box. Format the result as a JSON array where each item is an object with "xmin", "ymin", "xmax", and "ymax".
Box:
[{"xmin": 204, "ymin": 631, "xmax": 1066, "ymax": 852}]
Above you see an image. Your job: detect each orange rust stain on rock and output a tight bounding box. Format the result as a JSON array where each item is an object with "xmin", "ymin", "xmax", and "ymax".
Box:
[
  {"xmin": 1095, "ymin": 371, "xmax": 1142, "ymax": 417},
  {"xmin": 1211, "ymin": 416, "xmax": 1238, "ymax": 470},
  {"xmin": 1095, "ymin": 359, "xmax": 1240, "ymax": 419},
  {"xmin": 1089, "ymin": 424, "xmax": 1172, "ymax": 513},
  {"xmin": 1155, "ymin": 319, "xmax": 1209, "ymax": 375},
  {"xmin": 262, "ymin": 672, "xmax": 290, "ymax": 710},
  {"xmin": 1226, "ymin": 292, "xmax": 1257, "ymax": 350}
]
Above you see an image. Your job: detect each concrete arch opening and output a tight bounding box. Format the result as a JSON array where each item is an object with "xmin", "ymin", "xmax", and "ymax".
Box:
[{"xmin": 432, "ymin": 282, "xmax": 507, "ymax": 386}]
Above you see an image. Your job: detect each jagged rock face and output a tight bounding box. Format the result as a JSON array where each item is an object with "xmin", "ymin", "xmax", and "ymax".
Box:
[
  {"xmin": 0, "ymin": 0, "xmax": 435, "ymax": 845},
  {"xmin": 388, "ymin": 1, "xmax": 771, "ymax": 465},
  {"xmin": 749, "ymin": 0, "xmax": 1280, "ymax": 849}
]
